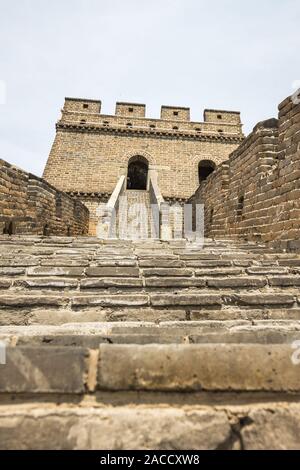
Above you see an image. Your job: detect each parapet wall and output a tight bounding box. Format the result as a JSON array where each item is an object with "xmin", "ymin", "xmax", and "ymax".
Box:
[
  {"xmin": 0, "ymin": 158, "xmax": 89, "ymax": 236},
  {"xmin": 191, "ymin": 94, "xmax": 300, "ymax": 250}
]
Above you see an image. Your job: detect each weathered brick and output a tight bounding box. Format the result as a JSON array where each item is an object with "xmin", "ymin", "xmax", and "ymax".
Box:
[
  {"xmin": 18, "ymin": 278, "xmax": 78, "ymax": 289},
  {"xmin": 0, "ymin": 295, "xmax": 66, "ymax": 307},
  {"xmin": 142, "ymin": 268, "xmax": 193, "ymax": 277},
  {"xmin": 72, "ymin": 295, "xmax": 149, "ymax": 307},
  {"xmin": 80, "ymin": 278, "xmax": 143, "ymax": 288},
  {"xmin": 268, "ymin": 276, "xmax": 300, "ymax": 287},
  {"xmin": 232, "ymin": 294, "xmax": 295, "ymax": 306},
  {"xmin": 0, "ymin": 268, "xmax": 25, "ymax": 277},
  {"xmin": 98, "ymin": 344, "xmax": 300, "ymax": 392},
  {"xmin": 27, "ymin": 267, "xmax": 84, "ymax": 277},
  {"xmin": 0, "ymin": 347, "xmax": 88, "ymax": 393},
  {"xmin": 85, "ymin": 267, "xmax": 139, "ymax": 278},
  {"xmin": 150, "ymin": 293, "xmax": 221, "ymax": 306},
  {"xmin": 145, "ymin": 277, "xmax": 206, "ymax": 287},
  {"xmin": 207, "ymin": 277, "xmax": 267, "ymax": 288}
]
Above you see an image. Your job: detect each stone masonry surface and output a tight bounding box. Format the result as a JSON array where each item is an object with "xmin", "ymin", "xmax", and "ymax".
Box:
[
  {"xmin": 0, "ymin": 158, "xmax": 89, "ymax": 236},
  {"xmin": 190, "ymin": 93, "xmax": 300, "ymax": 250},
  {"xmin": 0, "ymin": 235, "xmax": 300, "ymax": 449}
]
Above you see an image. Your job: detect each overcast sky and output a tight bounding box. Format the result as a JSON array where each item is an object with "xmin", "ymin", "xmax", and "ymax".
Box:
[{"xmin": 0, "ymin": 0, "xmax": 299, "ymax": 176}]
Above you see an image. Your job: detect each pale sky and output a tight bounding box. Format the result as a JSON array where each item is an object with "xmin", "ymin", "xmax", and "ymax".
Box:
[{"xmin": 0, "ymin": 0, "xmax": 299, "ymax": 176}]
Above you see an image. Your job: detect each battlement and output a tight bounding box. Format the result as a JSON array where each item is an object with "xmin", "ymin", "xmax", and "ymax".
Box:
[
  {"xmin": 64, "ymin": 97, "xmax": 101, "ymax": 114},
  {"xmin": 61, "ymin": 98, "xmax": 243, "ymax": 136},
  {"xmin": 160, "ymin": 105, "xmax": 190, "ymax": 121},
  {"xmin": 204, "ymin": 109, "xmax": 241, "ymax": 125},
  {"xmin": 115, "ymin": 102, "xmax": 146, "ymax": 118}
]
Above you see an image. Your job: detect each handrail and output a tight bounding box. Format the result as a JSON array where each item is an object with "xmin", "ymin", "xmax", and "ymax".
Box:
[
  {"xmin": 96, "ymin": 175, "xmax": 126, "ymax": 238},
  {"xmin": 107, "ymin": 175, "xmax": 126, "ymax": 212},
  {"xmin": 149, "ymin": 174, "xmax": 165, "ymax": 239},
  {"xmin": 149, "ymin": 175, "xmax": 164, "ymax": 210}
]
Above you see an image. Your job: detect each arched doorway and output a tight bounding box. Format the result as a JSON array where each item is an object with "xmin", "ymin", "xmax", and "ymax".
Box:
[
  {"xmin": 198, "ymin": 160, "xmax": 216, "ymax": 183},
  {"xmin": 127, "ymin": 156, "xmax": 149, "ymax": 190},
  {"xmin": 3, "ymin": 220, "xmax": 16, "ymax": 235}
]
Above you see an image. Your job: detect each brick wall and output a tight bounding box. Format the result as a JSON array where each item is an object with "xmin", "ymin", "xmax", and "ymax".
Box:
[
  {"xmin": 190, "ymin": 94, "xmax": 300, "ymax": 250},
  {"xmin": 0, "ymin": 158, "xmax": 89, "ymax": 236}
]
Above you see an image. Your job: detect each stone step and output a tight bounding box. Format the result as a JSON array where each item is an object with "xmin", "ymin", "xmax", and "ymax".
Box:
[
  {"xmin": 0, "ymin": 343, "xmax": 300, "ymax": 394},
  {"xmin": 0, "ymin": 291, "xmax": 299, "ymax": 310},
  {"xmin": 1, "ymin": 321, "xmax": 300, "ymax": 346},
  {"xmin": 4, "ymin": 402, "xmax": 300, "ymax": 450},
  {"xmin": 0, "ymin": 290, "xmax": 300, "ymax": 307},
  {"xmin": 1, "ymin": 234, "xmax": 300, "ymax": 452},
  {"xmin": 2, "ymin": 307, "xmax": 300, "ymax": 326}
]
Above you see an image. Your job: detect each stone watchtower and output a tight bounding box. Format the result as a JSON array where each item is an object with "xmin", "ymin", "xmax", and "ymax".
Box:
[{"xmin": 43, "ymin": 98, "xmax": 244, "ymax": 235}]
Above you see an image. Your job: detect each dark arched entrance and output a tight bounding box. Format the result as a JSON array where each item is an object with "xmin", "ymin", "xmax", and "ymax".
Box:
[
  {"xmin": 3, "ymin": 220, "xmax": 16, "ymax": 235},
  {"xmin": 198, "ymin": 160, "xmax": 216, "ymax": 183},
  {"xmin": 127, "ymin": 156, "xmax": 149, "ymax": 190}
]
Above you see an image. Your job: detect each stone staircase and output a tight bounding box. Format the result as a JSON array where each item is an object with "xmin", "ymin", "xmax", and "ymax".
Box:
[
  {"xmin": 116, "ymin": 190, "xmax": 157, "ymax": 239},
  {"xmin": 1, "ymin": 235, "xmax": 300, "ymax": 449}
]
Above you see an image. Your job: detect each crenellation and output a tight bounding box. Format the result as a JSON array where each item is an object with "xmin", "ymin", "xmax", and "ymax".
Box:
[
  {"xmin": 204, "ymin": 109, "xmax": 241, "ymax": 125},
  {"xmin": 115, "ymin": 102, "xmax": 146, "ymax": 118},
  {"xmin": 160, "ymin": 105, "xmax": 190, "ymax": 121},
  {"xmin": 63, "ymin": 97, "xmax": 102, "ymax": 114}
]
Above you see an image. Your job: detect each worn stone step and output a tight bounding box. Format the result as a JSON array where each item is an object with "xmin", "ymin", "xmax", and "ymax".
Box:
[
  {"xmin": 27, "ymin": 267, "xmax": 84, "ymax": 277},
  {"xmin": 85, "ymin": 267, "xmax": 139, "ymax": 277},
  {"xmin": 0, "ymin": 268, "xmax": 26, "ymax": 277},
  {"xmin": 144, "ymin": 277, "xmax": 206, "ymax": 287},
  {"xmin": 268, "ymin": 276, "xmax": 300, "ymax": 287},
  {"xmin": 0, "ymin": 259, "xmax": 39, "ymax": 267},
  {"xmin": 150, "ymin": 293, "xmax": 222, "ymax": 306},
  {"xmin": 190, "ymin": 308, "xmax": 300, "ymax": 321},
  {"xmin": 1, "ymin": 321, "xmax": 300, "ymax": 346},
  {"xmin": 246, "ymin": 267, "xmax": 290, "ymax": 275},
  {"xmin": 90, "ymin": 260, "xmax": 137, "ymax": 267},
  {"xmin": 40, "ymin": 259, "xmax": 91, "ymax": 267},
  {"xmin": 142, "ymin": 268, "xmax": 193, "ymax": 277},
  {"xmin": 0, "ymin": 280, "xmax": 11, "ymax": 289},
  {"xmin": 0, "ymin": 343, "xmax": 299, "ymax": 395},
  {"xmin": 0, "ymin": 404, "xmax": 240, "ymax": 450},
  {"xmin": 12, "ymin": 307, "xmax": 300, "ymax": 326},
  {"xmin": 0, "ymin": 294, "xmax": 70, "ymax": 307},
  {"xmin": 231, "ymin": 294, "xmax": 296, "ymax": 306},
  {"xmin": 184, "ymin": 260, "xmax": 233, "ymax": 267},
  {"xmin": 3, "ymin": 402, "xmax": 300, "ymax": 450},
  {"xmin": 0, "ymin": 346, "xmax": 88, "ymax": 393},
  {"xmin": 16, "ymin": 278, "xmax": 79, "ymax": 289},
  {"xmin": 0, "ymin": 291, "xmax": 298, "ymax": 310},
  {"xmin": 195, "ymin": 268, "xmax": 245, "ymax": 276},
  {"xmin": 98, "ymin": 344, "xmax": 300, "ymax": 392},
  {"xmin": 80, "ymin": 278, "xmax": 143, "ymax": 288},
  {"xmin": 278, "ymin": 259, "xmax": 300, "ymax": 266},
  {"xmin": 138, "ymin": 259, "xmax": 184, "ymax": 268},
  {"xmin": 72, "ymin": 295, "xmax": 149, "ymax": 307},
  {"xmin": 207, "ymin": 277, "xmax": 267, "ymax": 288}
]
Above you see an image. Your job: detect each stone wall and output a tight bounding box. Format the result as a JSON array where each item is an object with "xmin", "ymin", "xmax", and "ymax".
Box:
[
  {"xmin": 190, "ymin": 94, "xmax": 300, "ymax": 250},
  {"xmin": 0, "ymin": 158, "xmax": 89, "ymax": 236}
]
